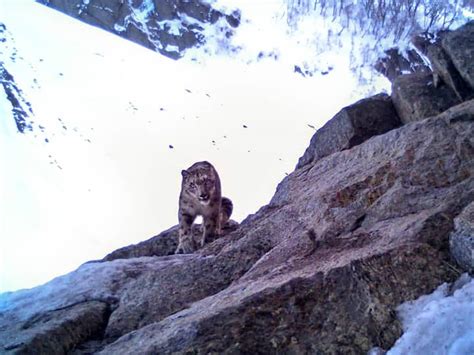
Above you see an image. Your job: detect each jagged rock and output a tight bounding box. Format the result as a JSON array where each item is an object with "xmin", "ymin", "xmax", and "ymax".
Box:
[
  {"xmin": 426, "ymin": 25, "xmax": 474, "ymax": 100},
  {"xmin": 102, "ymin": 225, "xmax": 179, "ymax": 262},
  {"xmin": 0, "ymin": 301, "xmax": 109, "ymax": 354},
  {"xmin": 102, "ymin": 221, "xmax": 238, "ymax": 262},
  {"xmin": 38, "ymin": 0, "xmax": 240, "ymax": 59},
  {"xmin": 3, "ymin": 97, "xmax": 472, "ymax": 353},
  {"xmin": 450, "ymin": 201, "xmax": 474, "ymax": 273},
  {"xmin": 296, "ymin": 93, "xmax": 401, "ymax": 169},
  {"xmin": 441, "ymin": 21, "xmax": 474, "ymax": 90},
  {"xmin": 375, "ymin": 48, "xmax": 430, "ymax": 83},
  {"xmin": 0, "ymin": 23, "xmax": 34, "ymax": 133},
  {"xmin": 392, "ymin": 72, "xmax": 461, "ymax": 123},
  {"xmin": 427, "ymin": 41, "xmax": 473, "ymax": 100}
]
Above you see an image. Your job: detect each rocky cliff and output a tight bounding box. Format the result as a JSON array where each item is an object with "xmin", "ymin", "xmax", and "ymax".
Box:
[
  {"xmin": 36, "ymin": 0, "xmax": 240, "ymax": 59},
  {"xmin": 0, "ymin": 23, "xmax": 34, "ymax": 133},
  {"xmin": 1, "ymin": 21, "xmax": 473, "ymax": 355}
]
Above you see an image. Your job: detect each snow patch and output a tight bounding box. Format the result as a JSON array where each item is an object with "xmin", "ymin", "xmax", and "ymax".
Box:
[{"xmin": 389, "ymin": 275, "xmax": 474, "ymax": 355}]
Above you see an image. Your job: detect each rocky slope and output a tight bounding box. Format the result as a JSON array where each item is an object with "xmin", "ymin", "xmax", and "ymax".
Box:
[
  {"xmin": 36, "ymin": 0, "xmax": 240, "ymax": 59},
  {"xmin": 1, "ymin": 21, "xmax": 474, "ymax": 355},
  {"xmin": 0, "ymin": 23, "xmax": 34, "ymax": 133}
]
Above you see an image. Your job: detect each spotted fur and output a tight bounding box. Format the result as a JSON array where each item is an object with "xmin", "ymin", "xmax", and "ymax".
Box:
[{"xmin": 176, "ymin": 161, "xmax": 233, "ymax": 254}]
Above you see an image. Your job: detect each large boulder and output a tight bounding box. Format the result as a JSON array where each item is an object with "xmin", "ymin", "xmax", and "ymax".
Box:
[
  {"xmin": 38, "ymin": 0, "xmax": 240, "ymax": 59},
  {"xmin": 296, "ymin": 93, "xmax": 401, "ymax": 169},
  {"xmin": 392, "ymin": 72, "xmax": 461, "ymax": 123},
  {"xmin": 0, "ymin": 23, "xmax": 34, "ymax": 134},
  {"xmin": 427, "ymin": 43, "xmax": 473, "ymax": 101},
  {"xmin": 441, "ymin": 21, "xmax": 474, "ymax": 90},
  {"xmin": 450, "ymin": 201, "xmax": 474, "ymax": 273},
  {"xmin": 2, "ymin": 98, "xmax": 473, "ymax": 354}
]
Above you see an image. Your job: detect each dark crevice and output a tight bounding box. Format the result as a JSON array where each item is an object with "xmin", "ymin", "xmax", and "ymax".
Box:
[
  {"xmin": 350, "ymin": 214, "xmax": 367, "ymax": 232},
  {"xmin": 70, "ymin": 302, "xmax": 115, "ymax": 354}
]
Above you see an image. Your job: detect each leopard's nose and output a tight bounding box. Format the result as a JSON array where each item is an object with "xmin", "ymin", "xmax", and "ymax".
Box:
[{"xmin": 199, "ymin": 193, "xmax": 209, "ymax": 201}]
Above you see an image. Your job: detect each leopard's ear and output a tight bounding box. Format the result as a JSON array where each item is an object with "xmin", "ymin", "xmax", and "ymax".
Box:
[{"xmin": 181, "ymin": 170, "xmax": 190, "ymax": 179}]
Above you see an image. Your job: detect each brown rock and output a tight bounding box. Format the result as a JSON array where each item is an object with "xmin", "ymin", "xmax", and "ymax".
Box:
[
  {"xmin": 392, "ymin": 73, "xmax": 461, "ymax": 123},
  {"xmin": 296, "ymin": 93, "xmax": 401, "ymax": 169}
]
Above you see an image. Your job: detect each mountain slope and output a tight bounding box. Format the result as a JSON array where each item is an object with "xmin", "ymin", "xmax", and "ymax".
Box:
[
  {"xmin": 1, "ymin": 20, "xmax": 474, "ymax": 353},
  {"xmin": 37, "ymin": 0, "xmax": 240, "ymax": 59},
  {"xmin": 0, "ymin": 0, "xmax": 372, "ymax": 293}
]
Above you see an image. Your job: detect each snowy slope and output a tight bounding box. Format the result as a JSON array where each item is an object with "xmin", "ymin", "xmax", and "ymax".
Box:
[{"xmin": 0, "ymin": 0, "xmax": 373, "ymax": 293}]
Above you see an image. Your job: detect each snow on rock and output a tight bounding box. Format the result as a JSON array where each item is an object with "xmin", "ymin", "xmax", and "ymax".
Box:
[
  {"xmin": 0, "ymin": 255, "xmax": 197, "ymax": 322},
  {"xmin": 0, "ymin": 23, "xmax": 34, "ymax": 133},
  {"xmin": 38, "ymin": 0, "xmax": 240, "ymax": 59},
  {"xmin": 388, "ymin": 274, "xmax": 474, "ymax": 355}
]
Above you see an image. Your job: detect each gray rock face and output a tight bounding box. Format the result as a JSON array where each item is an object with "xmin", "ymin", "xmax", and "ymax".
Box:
[
  {"xmin": 296, "ymin": 93, "xmax": 401, "ymax": 169},
  {"xmin": 1, "ymin": 300, "xmax": 109, "ymax": 354},
  {"xmin": 0, "ymin": 23, "xmax": 34, "ymax": 134},
  {"xmin": 441, "ymin": 21, "xmax": 474, "ymax": 90},
  {"xmin": 450, "ymin": 201, "xmax": 474, "ymax": 273},
  {"xmin": 102, "ymin": 225, "xmax": 180, "ymax": 262},
  {"xmin": 100, "ymin": 99, "xmax": 474, "ymax": 354},
  {"xmin": 37, "ymin": 0, "xmax": 240, "ymax": 59},
  {"xmin": 102, "ymin": 221, "xmax": 238, "ymax": 262},
  {"xmin": 2, "ymin": 98, "xmax": 473, "ymax": 354},
  {"xmin": 392, "ymin": 72, "xmax": 461, "ymax": 123},
  {"xmin": 427, "ymin": 43, "xmax": 473, "ymax": 101},
  {"xmin": 375, "ymin": 48, "xmax": 430, "ymax": 83}
]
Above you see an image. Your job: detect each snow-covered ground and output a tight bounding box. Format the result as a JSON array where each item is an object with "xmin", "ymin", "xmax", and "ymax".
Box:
[
  {"xmin": 388, "ymin": 274, "xmax": 474, "ymax": 355},
  {"xmin": 0, "ymin": 0, "xmax": 472, "ymax": 296}
]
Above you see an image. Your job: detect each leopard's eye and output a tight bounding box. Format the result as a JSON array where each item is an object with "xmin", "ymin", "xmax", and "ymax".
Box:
[{"xmin": 189, "ymin": 182, "xmax": 196, "ymax": 188}]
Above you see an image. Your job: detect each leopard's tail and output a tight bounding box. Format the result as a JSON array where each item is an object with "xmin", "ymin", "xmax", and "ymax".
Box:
[{"xmin": 220, "ymin": 197, "xmax": 233, "ymax": 225}]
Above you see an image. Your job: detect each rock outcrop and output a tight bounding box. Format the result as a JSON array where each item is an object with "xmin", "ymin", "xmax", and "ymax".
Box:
[
  {"xmin": 1, "ymin": 20, "xmax": 474, "ymax": 355},
  {"xmin": 296, "ymin": 93, "xmax": 401, "ymax": 169},
  {"xmin": 390, "ymin": 21, "xmax": 474, "ymax": 124},
  {"xmin": 391, "ymin": 72, "xmax": 461, "ymax": 123},
  {"xmin": 37, "ymin": 0, "xmax": 240, "ymax": 59},
  {"xmin": 374, "ymin": 47, "xmax": 430, "ymax": 83},
  {"xmin": 0, "ymin": 23, "xmax": 34, "ymax": 133}
]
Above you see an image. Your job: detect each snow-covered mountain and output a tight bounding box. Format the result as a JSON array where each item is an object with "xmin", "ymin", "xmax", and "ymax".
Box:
[
  {"xmin": 37, "ymin": 0, "xmax": 241, "ymax": 59},
  {"xmin": 0, "ymin": 0, "xmax": 472, "ymax": 294}
]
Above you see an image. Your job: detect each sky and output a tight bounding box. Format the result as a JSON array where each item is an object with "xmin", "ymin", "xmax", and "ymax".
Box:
[{"xmin": 0, "ymin": 0, "xmax": 471, "ymax": 293}]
